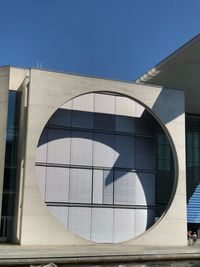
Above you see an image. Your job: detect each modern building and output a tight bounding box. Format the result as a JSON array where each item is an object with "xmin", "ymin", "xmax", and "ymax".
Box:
[{"xmin": 0, "ymin": 35, "xmax": 200, "ymax": 246}]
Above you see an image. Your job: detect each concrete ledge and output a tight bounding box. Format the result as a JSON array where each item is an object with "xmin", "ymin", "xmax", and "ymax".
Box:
[{"xmin": 0, "ymin": 245, "xmax": 200, "ymax": 266}]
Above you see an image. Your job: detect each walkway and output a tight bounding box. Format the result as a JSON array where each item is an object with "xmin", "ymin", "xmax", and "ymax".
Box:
[{"xmin": 1, "ymin": 243, "xmax": 200, "ymax": 266}]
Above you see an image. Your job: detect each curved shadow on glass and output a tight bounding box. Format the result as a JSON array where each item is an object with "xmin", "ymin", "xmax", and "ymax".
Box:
[{"xmin": 35, "ymin": 93, "xmax": 175, "ymax": 243}]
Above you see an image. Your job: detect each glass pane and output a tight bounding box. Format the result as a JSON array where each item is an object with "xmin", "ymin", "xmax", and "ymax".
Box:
[{"xmin": 94, "ymin": 113, "xmax": 115, "ymax": 131}]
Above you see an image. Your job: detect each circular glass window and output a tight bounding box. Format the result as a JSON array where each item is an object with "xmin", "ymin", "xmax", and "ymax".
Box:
[{"xmin": 35, "ymin": 92, "xmax": 175, "ymax": 243}]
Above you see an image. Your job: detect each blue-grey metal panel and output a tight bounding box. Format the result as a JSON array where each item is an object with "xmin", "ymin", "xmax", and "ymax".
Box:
[
  {"xmin": 135, "ymin": 102, "xmax": 145, "ymax": 117},
  {"xmin": 47, "ymin": 129, "xmax": 71, "ymax": 164},
  {"xmin": 93, "ymin": 170, "xmax": 103, "ymax": 204},
  {"xmin": 71, "ymin": 131, "xmax": 93, "ymax": 166},
  {"xmin": 135, "ymin": 111, "xmax": 154, "ymax": 135},
  {"xmin": 115, "ymin": 116, "xmax": 135, "ymax": 133},
  {"xmin": 114, "ymin": 171, "xmax": 135, "ymax": 205},
  {"xmin": 135, "ymin": 137, "xmax": 155, "ymax": 170},
  {"xmin": 93, "ymin": 133, "xmax": 115, "ymax": 167},
  {"xmin": 103, "ymin": 170, "xmax": 113, "ymax": 204},
  {"xmin": 72, "ymin": 110, "xmax": 93, "ymax": 129},
  {"xmin": 114, "ymin": 135, "xmax": 135, "ymax": 168},
  {"xmin": 146, "ymin": 209, "xmax": 155, "ymax": 229},
  {"xmin": 72, "ymin": 93, "xmax": 94, "ymax": 128},
  {"xmin": 48, "ymin": 108, "xmax": 71, "ymax": 127},
  {"xmin": 69, "ymin": 168, "xmax": 92, "ymax": 203},
  {"xmin": 134, "ymin": 209, "xmax": 148, "ymax": 237},
  {"xmin": 135, "ymin": 173, "xmax": 155, "ymax": 206},
  {"xmin": 115, "ymin": 96, "xmax": 136, "ymax": 117},
  {"xmin": 113, "ymin": 208, "xmax": 134, "ymax": 243},
  {"xmin": 68, "ymin": 207, "xmax": 91, "ymax": 240},
  {"xmin": 94, "ymin": 94, "xmax": 115, "ymax": 114},
  {"xmin": 94, "ymin": 113, "xmax": 115, "ymax": 131},
  {"xmin": 91, "ymin": 208, "xmax": 114, "ymax": 243},
  {"xmin": 45, "ymin": 167, "xmax": 69, "ymax": 202},
  {"xmin": 72, "ymin": 93, "xmax": 94, "ymax": 112}
]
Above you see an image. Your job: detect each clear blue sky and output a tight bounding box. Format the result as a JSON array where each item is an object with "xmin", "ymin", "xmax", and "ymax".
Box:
[{"xmin": 0, "ymin": 0, "xmax": 200, "ymax": 81}]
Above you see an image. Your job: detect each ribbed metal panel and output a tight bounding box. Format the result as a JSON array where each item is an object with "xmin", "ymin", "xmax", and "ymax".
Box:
[
  {"xmin": 69, "ymin": 168, "xmax": 92, "ymax": 203},
  {"xmin": 115, "ymin": 135, "xmax": 135, "ymax": 168},
  {"xmin": 45, "ymin": 167, "xmax": 69, "ymax": 202},
  {"xmin": 187, "ymin": 184, "xmax": 200, "ymax": 223},
  {"xmin": 186, "ymin": 115, "xmax": 200, "ymax": 223},
  {"xmin": 48, "ymin": 108, "xmax": 71, "ymax": 127},
  {"xmin": 114, "ymin": 171, "xmax": 135, "ymax": 205},
  {"xmin": 91, "ymin": 208, "xmax": 114, "ymax": 243},
  {"xmin": 93, "ymin": 133, "xmax": 115, "ymax": 167},
  {"xmin": 71, "ymin": 131, "xmax": 93, "ymax": 165},
  {"xmin": 47, "ymin": 129, "xmax": 71, "ymax": 164},
  {"xmin": 68, "ymin": 207, "xmax": 91, "ymax": 240}
]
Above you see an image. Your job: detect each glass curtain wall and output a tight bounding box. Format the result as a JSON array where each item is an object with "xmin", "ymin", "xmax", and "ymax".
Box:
[
  {"xmin": 186, "ymin": 114, "xmax": 200, "ymax": 229},
  {"xmin": 0, "ymin": 91, "xmax": 20, "ymax": 242},
  {"xmin": 155, "ymin": 125, "xmax": 174, "ymax": 218}
]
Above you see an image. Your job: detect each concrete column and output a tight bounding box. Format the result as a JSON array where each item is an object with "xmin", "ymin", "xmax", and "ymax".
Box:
[{"xmin": 13, "ymin": 77, "xmax": 29, "ymax": 243}]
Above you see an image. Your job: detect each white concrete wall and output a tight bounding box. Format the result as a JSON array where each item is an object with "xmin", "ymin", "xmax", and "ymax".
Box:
[
  {"xmin": 18, "ymin": 69, "xmax": 186, "ymax": 246},
  {"xmin": 9, "ymin": 67, "xmax": 29, "ymax": 91},
  {"xmin": 13, "ymin": 78, "xmax": 29, "ymax": 243}
]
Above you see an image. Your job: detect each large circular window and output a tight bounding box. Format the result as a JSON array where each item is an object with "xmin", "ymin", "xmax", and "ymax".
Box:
[{"xmin": 35, "ymin": 92, "xmax": 175, "ymax": 243}]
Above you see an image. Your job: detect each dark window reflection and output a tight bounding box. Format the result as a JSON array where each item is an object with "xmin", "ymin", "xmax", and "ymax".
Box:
[
  {"xmin": 155, "ymin": 125, "xmax": 174, "ymax": 217},
  {"xmin": 1, "ymin": 90, "xmax": 20, "ymax": 242}
]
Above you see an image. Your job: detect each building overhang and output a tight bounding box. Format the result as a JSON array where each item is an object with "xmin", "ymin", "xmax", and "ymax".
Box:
[{"xmin": 136, "ymin": 34, "xmax": 200, "ymax": 114}]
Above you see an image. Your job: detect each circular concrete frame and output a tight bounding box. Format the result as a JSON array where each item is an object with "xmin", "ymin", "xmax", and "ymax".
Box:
[
  {"xmin": 36, "ymin": 91, "xmax": 177, "ymax": 243},
  {"xmin": 19, "ymin": 69, "xmax": 187, "ymax": 246}
]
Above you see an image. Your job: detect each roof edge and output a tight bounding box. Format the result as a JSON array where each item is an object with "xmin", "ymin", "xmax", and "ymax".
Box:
[{"xmin": 136, "ymin": 33, "xmax": 200, "ymax": 83}]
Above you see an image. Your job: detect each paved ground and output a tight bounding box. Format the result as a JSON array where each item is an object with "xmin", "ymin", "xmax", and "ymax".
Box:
[{"xmin": 1, "ymin": 243, "xmax": 200, "ymax": 266}]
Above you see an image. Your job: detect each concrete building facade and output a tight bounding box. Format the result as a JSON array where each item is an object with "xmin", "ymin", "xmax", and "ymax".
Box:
[{"xmin": 2, "ymin": 35, "xmax": 200, "ymax": 247}]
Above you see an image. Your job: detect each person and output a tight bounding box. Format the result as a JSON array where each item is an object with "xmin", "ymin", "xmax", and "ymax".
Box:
[
  {"xmin": 193, "ymin": 232, "xmax": 198, "ymax": 246},
  {"xmin": 188, "ymin": 230, "xmax": 192, "ymax": 246}
]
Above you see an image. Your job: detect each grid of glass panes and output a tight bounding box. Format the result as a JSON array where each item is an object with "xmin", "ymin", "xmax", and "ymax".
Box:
[
  {"xmin": 186, "ymin": 115, "xmax": 200, "ymax": 204},
  {"xmin": 186, "ymin": 115, "xmax": 200, "ymax": 225},
  {"xmin": 36, "ymin": 93, "xmax": 158, "ymax": 243},
  {"xmin": 155, "ymin": 125, "xmax": 174, "ymax": 217},
  {"xmin": 0, "ymin": 91, "xmax": 20, "ymax": 242}
]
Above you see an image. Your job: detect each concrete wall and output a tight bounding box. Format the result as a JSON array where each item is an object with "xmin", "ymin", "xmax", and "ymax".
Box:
[
  {"xmin": 9, "ymin": 67, "xmax": 29, "ymax": 91},
  {"xmin": 13, "ymin": 78, "xmax": 29, "ymax": 243},
  {"xmin": 19, "ymin": 69, "xmax": 186, "ymax": 246}
]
